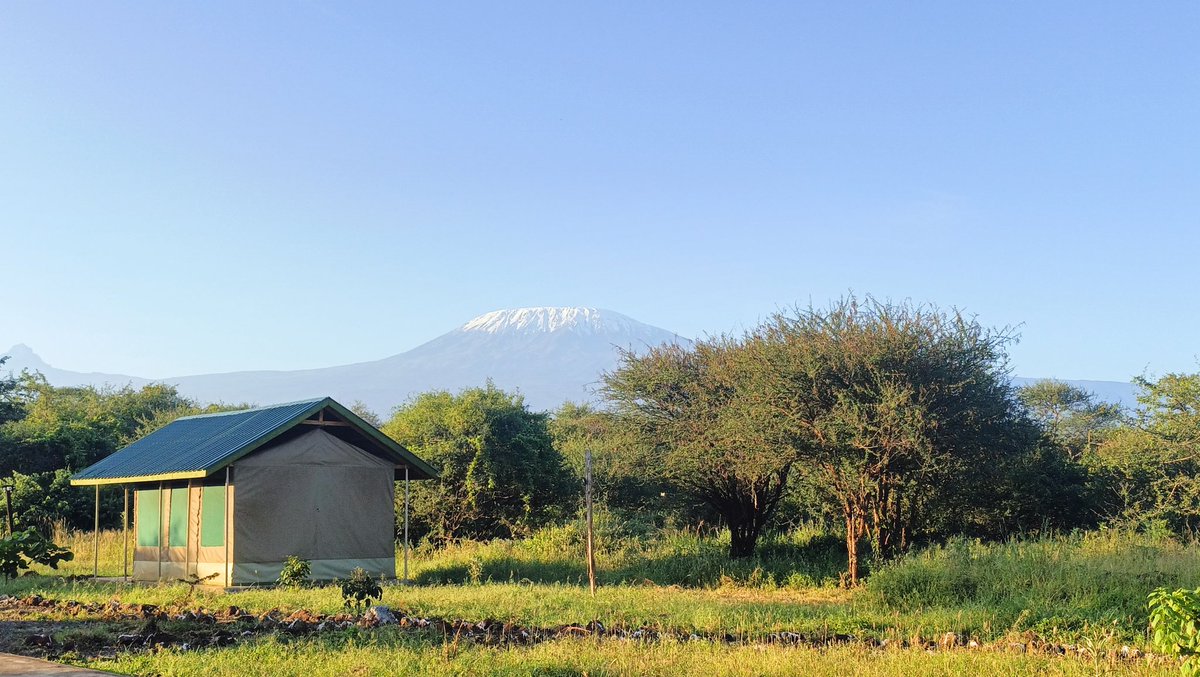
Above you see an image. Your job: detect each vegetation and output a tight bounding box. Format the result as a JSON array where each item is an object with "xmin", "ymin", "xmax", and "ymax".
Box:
[
  {"xmin": 0, "ymin": 528, "xmax": 72, "ymax": 581},
  {"xmin": 382, "ymin": 383, "xmax": 577, "ymax": 543},
  {"xmin": 4, "ymin": 296, "xmax": 1200, "ymax": 674},
  {"xmin": 338, "ymin": 567, "xmax": 384, "ymax": 611},
  {"xmin": 277, "ymin": 555, "xmax": 312, "ymax": 588},
  {"xmin": 1148, "ymin": 587, "xmax": 1200, "ymax": 676},
  {"xmin": 83, "ymin": 635, "xmax": 1174, "ymax": 677}
]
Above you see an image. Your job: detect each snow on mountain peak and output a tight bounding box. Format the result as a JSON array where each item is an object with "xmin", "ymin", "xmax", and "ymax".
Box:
[{"xmin": 460, "ymin": 307, "xmax": 644, "ymax": 336}]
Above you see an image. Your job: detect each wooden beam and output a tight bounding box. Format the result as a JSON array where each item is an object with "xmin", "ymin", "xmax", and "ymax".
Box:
[{"xmin": 299, "ymin": 420, "xmax": 352, "ymax": 427}]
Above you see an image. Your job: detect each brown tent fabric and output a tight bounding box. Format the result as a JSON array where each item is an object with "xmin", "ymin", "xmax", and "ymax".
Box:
[{"xmin": 232, "ymin": 429, "xmax": 396, "ymax": 583}]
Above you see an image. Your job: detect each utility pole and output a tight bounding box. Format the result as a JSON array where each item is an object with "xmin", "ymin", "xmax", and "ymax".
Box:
[{"xmin": 585, "ymin": 449, "xmax": 596, "ymax": 596}]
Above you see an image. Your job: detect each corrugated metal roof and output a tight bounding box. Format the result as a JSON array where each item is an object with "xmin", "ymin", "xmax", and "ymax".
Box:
[{"xmin": 70, "ymin": 397, "xmax": 438, "ymax": 485}]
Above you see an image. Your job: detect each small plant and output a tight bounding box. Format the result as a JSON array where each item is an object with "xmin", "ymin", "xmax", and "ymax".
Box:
[
  {"xmin": 173, "ymin": 572, "xmax": 220, "ymax": 605},
  {"xmin": 1149, "ymin": 587, "xmax": 1200, "ymax": 677},
  {"xmin": 467, "ymin": 556, "xmax": 484, "ymax": 585},
  {"xmin": 278, "ymin": 555, "xmax": 312, "ymax": 588},
  {"xmin": 0, "ymin": 528, "xmax": 73, "ymax": 581},
  {"xmin": 339, "ymin": 567, "xmax": 383, "ymax": 612}
]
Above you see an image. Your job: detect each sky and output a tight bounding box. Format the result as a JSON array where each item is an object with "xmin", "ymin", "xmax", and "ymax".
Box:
[{"xmin": 1, "ymin": 1, "xmax": 1197, "ymax": 382}]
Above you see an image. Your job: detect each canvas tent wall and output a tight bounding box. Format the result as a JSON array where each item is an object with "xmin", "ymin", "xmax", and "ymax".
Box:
[
  {"xmin": 70, "ymin": 397, "xmax": 437, "ymax": 586},
  {"xmin": 232, "ymin": 429, "xmax": 396, "ymax": 583}
]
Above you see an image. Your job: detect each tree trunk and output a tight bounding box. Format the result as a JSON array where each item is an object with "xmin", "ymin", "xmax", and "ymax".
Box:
[
  {"xmin": 845, "ymin": 516, "xmax": 859, "ymax": 586},
  {"xmin": 728, "ymin": 519, "xmax": 759, "ymax": 558}
]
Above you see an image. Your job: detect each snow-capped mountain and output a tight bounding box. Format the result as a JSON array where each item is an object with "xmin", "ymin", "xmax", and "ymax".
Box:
[
  {"xmin": 3, "ymin": 308, "xmax": 688, "ymax": 413},
  {"xmin": 461, "ymin": 307, "xmax": 654, "ymax": 336}
]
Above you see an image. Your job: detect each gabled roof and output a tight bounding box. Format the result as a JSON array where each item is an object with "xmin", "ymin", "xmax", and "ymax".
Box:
[{"xmin": 70, "ymin": 397, "xmax": 437, "ymax": 486}]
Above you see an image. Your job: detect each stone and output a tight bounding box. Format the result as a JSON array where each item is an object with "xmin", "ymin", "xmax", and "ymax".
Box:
[{"xmin": 365, "ymin": 605, "xmax": 398, "ymax": 625}]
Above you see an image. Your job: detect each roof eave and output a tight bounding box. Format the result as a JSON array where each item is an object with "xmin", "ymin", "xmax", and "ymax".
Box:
[{"xmin": 70, "ymin": 470, "xmax": 209, "ymax": 487}]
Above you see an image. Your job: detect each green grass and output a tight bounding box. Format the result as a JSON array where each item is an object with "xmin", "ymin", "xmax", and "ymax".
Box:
[
  {"xmin": 9, "ymin": 526, "xmax": 1197, "ymax": 674},
  {"xmin": 83, "ymin": 632, "xmax": 1174, "ymax": 677}
]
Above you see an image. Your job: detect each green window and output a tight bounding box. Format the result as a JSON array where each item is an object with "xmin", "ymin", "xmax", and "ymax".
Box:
[
  {"xmin": 200, "ymin": 486, "xmax": 225, "ymax": 548},
  {"xmin": 135, "ymin": 489, "xmax": 160, "ymax": 547},
  {"xmin": 168, "ymin": 488, "xmax": 188, "ymax": 547}
]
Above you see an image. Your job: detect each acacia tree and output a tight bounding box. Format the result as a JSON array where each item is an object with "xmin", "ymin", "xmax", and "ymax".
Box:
[
  {"xmin": 602, "ymin": 337, "xmax": 794, "ymax": 557},
  {"xmin": 749, "ymin": 297, "xmax": 1030, "ymax": 584},
  {"xmin": 1018, "ymin": 380, "xmax": 1122, "ymax": 460}
]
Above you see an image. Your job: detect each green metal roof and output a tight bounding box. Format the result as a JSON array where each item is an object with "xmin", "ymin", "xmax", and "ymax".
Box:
[{"xmin": 70, "ymin": 397, "xmax": 437, "ymax": 486}]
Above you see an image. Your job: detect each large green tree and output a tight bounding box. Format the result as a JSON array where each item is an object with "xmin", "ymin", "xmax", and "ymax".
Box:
[
  {"xmin": 746, "ymin": 297, "xmax": 1051, "ymax": 583},
  {"xmin": 603, "ymin": 336, "xmax": 795, "ymax": 558},
  {"xmin": 382, "ymin": 383, "xmax": 577, "ymax": 543}
]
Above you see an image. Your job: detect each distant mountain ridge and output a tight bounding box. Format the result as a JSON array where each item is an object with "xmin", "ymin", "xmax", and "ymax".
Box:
[
  {"xmin": 4, "ymin": 307, "xmax": 1138, "ymax": 412},
  {"xmin": 3, "ymin": 308, "xmax": 687, "ymax": 413}
]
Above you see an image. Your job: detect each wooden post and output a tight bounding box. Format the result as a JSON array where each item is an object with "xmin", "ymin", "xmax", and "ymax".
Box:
[
  {"xmin": 585, "ymin": 449, "xmax": 596, "ymax": 596},
  {"xmin": 122, "ymin": 487, "xmax": 129, "ymax": 581},
  {"xmin": 224, "ymin": 468, "xmax": 231, "ymax": 588},
  {"xmin": 157, "ymin": 482, "xmax": 163, "ymax": 581},
  {"xmin": 93, "ymin": 485, "xmax": 100, "ymax": 578},
  {"xmin": 184, "ymin": 480, "xmax": 191, "ymax": 578},
  {"xmin": 403, "ymin": 466, "xmax": 410, "ymax": 583}
]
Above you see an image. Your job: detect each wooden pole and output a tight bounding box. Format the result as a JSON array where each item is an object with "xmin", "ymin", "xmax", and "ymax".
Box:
[
  {"xmin": 585, "ymin": 449, "xmax": 596, "ymax": 596},
  {"xmin": 122, "ymin": 487, "xmax": 129, "ymax": 581},
  {"xmin": 93, "ymin": 485, "xmax": 100, "ymax": 578},
  {"xmin": 157, "ymin": 482, "xmax": 163, "ymax": 581},
  {"xmin": 403, "ymin": 466, "xmax": 410, "ymax": 583},
  {"xmin": 224, "ymin": 468, "xmax": 231, "ymax": 588},
  {"xmin": 184, "ymin": 480, "xmax": 191, "ymax": 578}
]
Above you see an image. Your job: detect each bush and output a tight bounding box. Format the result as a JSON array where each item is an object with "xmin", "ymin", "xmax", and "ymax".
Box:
[
  {"xmin": 338, "ymin": 567, "xmax": 383, "ymax": 611},
  {"xmin": 277, "ymin": 556, "xmax": 311, "ymax": 588},
  {"xmin": 0, "ymin": 528, "xmax": 73, "ymax": 581},
  {"xmin": 1148, "ymin": 587, "xmax": 1200, "ymax": 676}
]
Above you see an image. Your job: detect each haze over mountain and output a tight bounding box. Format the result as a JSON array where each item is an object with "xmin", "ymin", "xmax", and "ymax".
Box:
[{"xmin": 4, "ymin": 307, "xmax": 1137, "ymax": 413}]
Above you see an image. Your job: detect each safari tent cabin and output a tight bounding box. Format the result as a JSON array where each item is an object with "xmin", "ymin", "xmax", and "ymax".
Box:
[{"xmin": 69, "ymin": 397, "xmax": 436, "ymax": 586}]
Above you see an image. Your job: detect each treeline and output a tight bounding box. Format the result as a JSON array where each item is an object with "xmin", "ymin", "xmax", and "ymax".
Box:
[
  {"xmin": 2, "ymin": 296, "xmax": 1198, "ymax": 582},
  {"xmin": 0, "ymin": 369, "xmax": 243, "ymax": 531}
]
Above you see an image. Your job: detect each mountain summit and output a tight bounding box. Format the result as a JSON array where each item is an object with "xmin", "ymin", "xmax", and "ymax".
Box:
[{"xmin": 460, "ymin": 307, "xmax": 646, "ymax": 336}]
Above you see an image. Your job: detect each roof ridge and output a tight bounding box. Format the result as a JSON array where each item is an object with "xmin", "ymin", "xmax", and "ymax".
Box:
[{"xmin": 175, "ymin": 397, "xmax": 329, "ymax": 420}]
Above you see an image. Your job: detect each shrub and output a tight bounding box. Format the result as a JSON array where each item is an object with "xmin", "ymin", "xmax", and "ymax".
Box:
[
  {"xmin": 0, "ymin": 528, "xmax": 72, "ymax": 581},
  {"xmin": 339, "ymin": 567, "xmax": 383, "ymax": 611},
  {"xmin": 1148, "ymin": 587, "xmax": 1200, "ymax": 676},
  {"xmin": 277, "ymin": 556, "xmax": 311, "ymax": 588}
]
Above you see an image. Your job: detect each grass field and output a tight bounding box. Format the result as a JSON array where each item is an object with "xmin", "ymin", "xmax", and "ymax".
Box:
[{"xmin": 6, "ymin": 526, "xmax": 1194, "ymax": 675}]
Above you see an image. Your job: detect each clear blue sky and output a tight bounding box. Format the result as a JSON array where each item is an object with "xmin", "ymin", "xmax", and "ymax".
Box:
[{"xmin": 2, "ymin": 2, "xmax": 1197, "ymax": 381}]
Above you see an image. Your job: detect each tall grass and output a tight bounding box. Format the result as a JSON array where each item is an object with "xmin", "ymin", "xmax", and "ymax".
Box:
[
  {"xmin": 410, "ymin": 517, "xmax": 846, "ymax": 588},
  {"xmin": 23, "ymin": 523, "xmax": 131, "ymax": 578},
  {"xmin": 867, "ymin": 530, "xmax": 1200, "ymax": 638}
]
